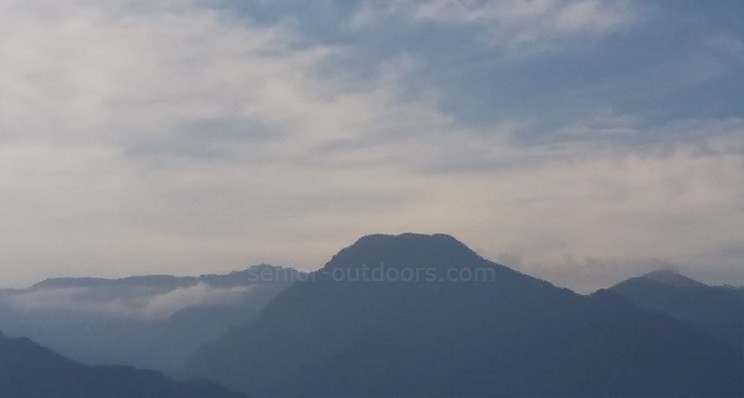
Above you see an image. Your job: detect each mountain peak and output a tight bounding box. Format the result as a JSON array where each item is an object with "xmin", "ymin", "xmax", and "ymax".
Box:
[
  {"xmin": 641, "ymin": 269, "xmax": 706, "ymax": 288},
  {"xmin": 325, "ymin": 233, "xmax": 484, "ymax": 271},
  {"xmin": 352, "ymin": 232, "xmax": 465, "ymax": 249}
]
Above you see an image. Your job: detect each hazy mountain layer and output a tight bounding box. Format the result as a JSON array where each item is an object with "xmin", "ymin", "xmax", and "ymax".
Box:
[
  {"xmin": 0, "ymin": 332, "xmax": 243, "ymax": 398},
  {"xmin": 0, "ymin": 265, "xmax": 304, "ymax": 372}
]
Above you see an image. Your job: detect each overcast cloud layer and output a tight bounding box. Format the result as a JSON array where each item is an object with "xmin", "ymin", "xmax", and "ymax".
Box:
[{"xmin": 0, "ymin": 0, "xmax": 742, "ymax": 292}]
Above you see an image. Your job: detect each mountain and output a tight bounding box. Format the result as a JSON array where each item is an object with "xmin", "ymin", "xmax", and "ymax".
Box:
[
  {"xmin": 0, "ymin": 265, "xmax": 304, "ymax": 373},
  {"xmin": 608, "ymin": 269, "xmax": 744, "ymax": 349},
  {"xmin": 184, "ymin": 233, "xmax": 742, "ymax": 397},
  {"xmin": 0, "ymin": 332, "xmax": 243, "ymax": 398}
]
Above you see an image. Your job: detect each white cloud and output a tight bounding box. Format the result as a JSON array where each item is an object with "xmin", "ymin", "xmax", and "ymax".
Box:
[
  {"xmin": 142, "ymin": 282, "xmax": 250, "ymax": 318},
  {"xmin": 426, "ymin": 118, "xmax": 744, "ymax": 291},
  {"xmin": 3, "ymin": 283, "xmax": 251, "ymax": 320},
  {"xmin": 351, "ymin": 0, "xmax": 639, "ymax": 51}
]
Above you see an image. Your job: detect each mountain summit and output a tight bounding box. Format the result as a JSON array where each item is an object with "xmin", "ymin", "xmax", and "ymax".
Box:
[
  {"xmin": 324, "ymin": 233, "xmax": 483, "ymax": 269},
  {"xmin": 609, "ymin": 269, "xmax": 743, "ymax": 350},
  {"xmin": 313, "ymin": 233, "xmax": 515, "ymax": 284},
  {"xmin": 185, "ymin": 233, "xmax": 742, "ymax": 397},
  {"xmin": 639, "ymin": 269, "xmax": 707, "ymax": 288}
]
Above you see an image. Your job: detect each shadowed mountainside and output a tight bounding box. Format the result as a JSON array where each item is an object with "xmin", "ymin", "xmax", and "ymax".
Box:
[{"xmin": 0, "ymin": 332, "xmax": 244, "ymax": 398}]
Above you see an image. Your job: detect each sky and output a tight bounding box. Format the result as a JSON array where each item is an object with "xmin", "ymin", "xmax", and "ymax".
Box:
[{"xmin": 0, "ymin": 0, "xmax": 742, "ymax": 292}]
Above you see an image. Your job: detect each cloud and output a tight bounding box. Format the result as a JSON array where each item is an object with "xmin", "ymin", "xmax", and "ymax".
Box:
[
  {"xmin": 475, "ymin": 137, "xmax": 744, "ymax": 292},
  {"xmin": 142, "ymin": 282, "xmax": 250, "ymax": 318},
  {"xmin": 1, "ymin": 286, "xmax": 162, "ymax": 319},
  {"xmin": 3, "ymin": 283, "xmax": 251, "ymax": 319},
  {"xmin": 407, "ymin": 117, "xmax": 744, "ymax": 292},
  {"xmin": 350, "ymin": 0, "xmax": 639, "ymax": 52},
  {"xmin": 0, "ymin": 0, "xmax": 446, "ymax": 284}
]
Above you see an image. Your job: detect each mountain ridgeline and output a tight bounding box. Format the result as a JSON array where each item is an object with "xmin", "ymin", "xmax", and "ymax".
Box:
[
  {"xmin": 0, "ymin": 332, "xmax": 243, "ymax": 398},
  {"xmin": 184, "ymin": 233, "xmax": 743, "ymax": 397},
  {"xmin": 608, "ymin": 269, "xmax": 744, "ymax": 350}
]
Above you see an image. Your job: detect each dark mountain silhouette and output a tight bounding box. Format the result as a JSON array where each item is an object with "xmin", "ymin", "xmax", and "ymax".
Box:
[
  {"xmin": 184, "ymin": 233, "xmax": 743, "ymax": 397},
  {"xmin": 31, "ymin": 264, "xmax": 302, "ymax": 290},
  {"xmin": 609, "ymin": 269, "xmax": 744, "ymax": 349},
  {"xmin": 0, "ymin": 265, "xmax": 303, "ymax": 373},
  {"xmin": 0, "ymin": 332, "xmax": 243, "ymax": 398}
]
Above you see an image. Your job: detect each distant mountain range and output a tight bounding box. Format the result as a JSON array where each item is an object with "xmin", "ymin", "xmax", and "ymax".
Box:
[
  {"xmin": 607, "ymin": 269, "xmax": 743, "ymax": 350},
  {"xmin": 183, "ymin": 233, "xmax": 743, "ymax": 397},
  {"xmin": 0, "ymin": 265, "xmax": 304, "ymax": 373},
  {"xmin": 0, "ymin": 331, "xmax": 243, "ymax": 398},
  {"xmin": 1, "ymin": 233, "xmax": 741, "ymax": 397}
]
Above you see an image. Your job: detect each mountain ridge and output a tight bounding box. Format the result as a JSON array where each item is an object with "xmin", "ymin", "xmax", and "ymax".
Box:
[
  {"xmin": 0, "ymin": 332, "xmax": 243, "ymax": 398},
  {"xmin": 609, "ymin": 268, "xmax": 744, "ymax": 350},
  {"xmin": 28, "ymin": 264, "xmax": 303, "ymax": 290}
]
